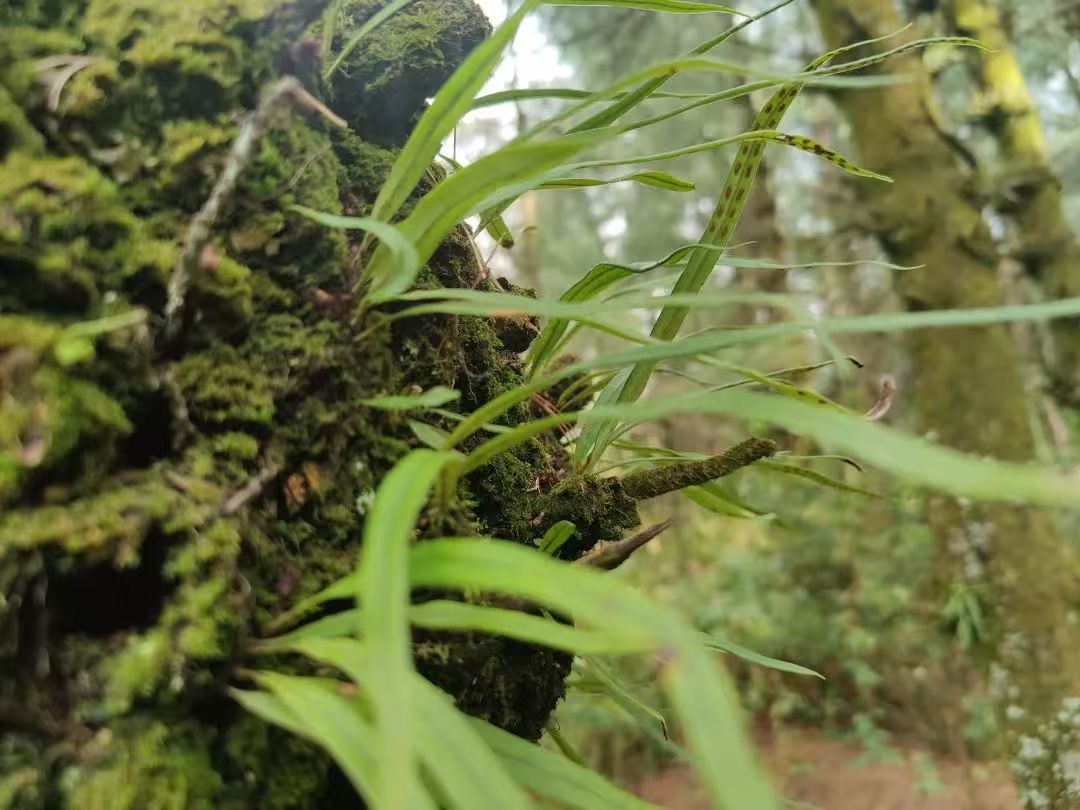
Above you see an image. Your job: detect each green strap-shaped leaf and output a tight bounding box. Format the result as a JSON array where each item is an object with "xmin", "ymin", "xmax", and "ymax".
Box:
[
  {"xmin": 756, "ymin": 460, "xmax": 885, "ymax": 498},
  {"xmin": 393, "ymin": 287, "xmax": 791, "ymax": 322},
  {"xmin": 441, "ymin": 153, "xmax": 517, "ymax": 247},
  {"xmin": 410, "ymin": 669, "xmax": 533, "ymax": 810},
  {"xmin": 576, "ymin": 33, "xmax": 985, "ymax": 466},
  {"xmin": 538, "ymin": 520, "xmax": 578, "ymax": 555},
  {"xmin": 289, "ymin": 205, "xmax": 419, "ymax": 289},
  {"xmin": 716, "ymin": 363, "xmax": 851, "ymax": 411},
  {"xmin": 565, "ymin": 128, "xmax": 890, "ymax": 178},
  {"xmin": 410, "ymin": 599, "xmax": 648, "ymax": 654},
  {"xmin": 469, "ymin": 717, "xmax": 660, "ymax": 810},
  {"xmin": 239, "ymin": 674, "xmax": 387, "ymax": 806},
  {"xmin": 660, "ymin": 642, "xmax": 776, "ymax": 810},
  {"xmin": 702, "ymin": 636, "xmax": 824, "ymax": 678},
  {"xmin": 548, "ymin": 0, "xmax": 742, "ymax": 12},
  {"xmin": 540, "ymin": 170, "xmax": 696, "ymax": 192},
  {"xmin": 474, "ymin": 74, "xmax": 884, "ymax": 240},
  {"xmin": 231, "ymin": 686, "xmax": 310, "ymax": 739},
  {"xmin": 407, "ymin": 539, "xmax": 780, "ymax": 810},
  {"xmin": 361, "ymin": 386, "xmax": 461, "ymax": 411},
  {"xmin": 262, "ymin": 596, "xmax": 647, "ymax": 656},
  {"xmin": 365, "ymin": 131, "xmax": 607, "ymax": 300},
  {"xmin": 280, "ymin": 638, "xmax": 532, "ymax": 810},
  {"xmin": 581, "ymin": 389, "xmax": 1080, "ymax": 506},
  {"xmin": 446, "ymin": 295, "xmax": 1080, "ymax": 451},
  {"xmin": 526, "ymin": 244, "xmax": 721, "ymax": 378},
  {"xmin": 359, "ymin": 450, "xmax": 458, "ymax": 809},
  {"xmin": 565, "ymin": 0, "xmax": 798, "ymax": 135},
  {"xmin": 682, "ymin": 483, "xmax": 772, "ymax": 520},
  {"xmin": 575, "ymin": 655, "xmax": 670, "ymax": 739},
  {"xmin": 257, "ymin": 610, "xmax": 363, "ymax": 648},
  {"xmin": 472, "ymin": 87, "xmax": 715, "ymax": 108},
  {"xmin": 409, "ymin": 420, "xmax": 454, "ymax": 449}
]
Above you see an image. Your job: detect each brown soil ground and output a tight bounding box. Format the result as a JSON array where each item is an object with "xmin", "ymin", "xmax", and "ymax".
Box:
[{"xmin": 636, "ymin": 727, "xmax": 1019, "ymax": 810}]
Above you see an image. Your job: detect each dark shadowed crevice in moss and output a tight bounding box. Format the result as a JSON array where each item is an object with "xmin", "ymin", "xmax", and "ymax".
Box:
[
  {"xmin": 535, "ymin": 474, "xmax": 642, "ymax": 560},
  {"xmin": 415, "ymin": 629, "xmax": 574, "ymax": 741}
]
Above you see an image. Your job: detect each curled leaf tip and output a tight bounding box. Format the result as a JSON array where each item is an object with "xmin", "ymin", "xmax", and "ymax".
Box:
[{"xmin": 864, "ymin": 375, "xmax": 897, "ymax": 422}]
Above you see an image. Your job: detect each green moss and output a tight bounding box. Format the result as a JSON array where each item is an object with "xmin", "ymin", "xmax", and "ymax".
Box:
[
  {"xmin": 187, "ymin": 255, "xmax": 255, "ymax": 345},
  {"xmin": 416, "ymin": 627, "xmax": 574, "ymax": 741},
  {"xmin": 62, "ymin": 721, "xmax": 223, "ymax": 810},
  {"xmin": 219, "ymin": 715, "xmax": 333, "ymax": 810},
  {"xmin": 536, "ymin": 475, "xmax": 641, "ymax": 559},
  {"xmin": 455, "ymin": 315, "xmax": 528, "ymax": 417},
  {"xmin": 0, "ymin": 154, "xmax": 141, "ymax": 314},
  {"xmin": 323, "ymin": 0, "xmax": 491, "ymax": 145},
  {"xmin": 0, "ymin": 85, "xmax": 44, "ymax": 156},
  {"xmin": 70, "ymin": 0, "xmax": 272, "ymax": 135},
  {"xmin": 331, "ymin": 128, "xmax": 397, "ymax": 211},
  {"xmin": 0, "ymin": 25, "xmax": 84, "ymax": 106},
  {"xmin": 173, "ymin": 348, "xmax": 276, "ymax": 430},
  {"xmin": 0, "ymin": 734, "xmax": 49, "ymax": 810},
  {"xmin": 101, "ymin": 521, "xmax": 243, "ymax": 712},
  {"xmin": 467, "ymin": 441, "xmax": 547, "ymax": 541},
  {"xmin": 29, "ymin": 368, "xmax": 132, "ymax": 487},
  {"xmin": 0, "ymin": 316, "xmax": 61, "ymax": 352},
  {"xmin": 0, "ymin": 323, "xmax": 137, "ymax": 504},
  {"xmin": 0, "ymin": 475, "xmax": 205, "ymax": 557}
]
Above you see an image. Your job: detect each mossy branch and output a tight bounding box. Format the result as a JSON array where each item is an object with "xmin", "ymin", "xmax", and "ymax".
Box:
[{"xmin": 620, "ymin": 438, "xmax": 777, "ymax": 500}]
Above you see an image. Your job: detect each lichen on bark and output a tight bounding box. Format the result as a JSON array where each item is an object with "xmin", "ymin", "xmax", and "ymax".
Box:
[{"xmin": 0, "ymin": 0, "xmax": 643, "ymax": 805}]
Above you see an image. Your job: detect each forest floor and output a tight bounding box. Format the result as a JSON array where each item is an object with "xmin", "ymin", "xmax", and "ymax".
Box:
[{"xmin": 635, "ymin": 726, "xmax": 1019, "ymax": 809}]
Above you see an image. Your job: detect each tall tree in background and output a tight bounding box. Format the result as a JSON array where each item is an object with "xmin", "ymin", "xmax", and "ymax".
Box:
[
  {"xmin": 812, "ymin": 1, "xmax": 1080, "ymax": 806},
  {"xmin": 938, "ymin": 0, "xmax": 1080, "ymax": 412}
]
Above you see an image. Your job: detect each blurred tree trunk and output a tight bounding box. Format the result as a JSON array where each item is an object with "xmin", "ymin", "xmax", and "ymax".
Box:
[
  {"xmin": 943, "ymin": 0, "xmax": 1080, "ymax": 412},
  {"xmin": 812, "ymin": 1, "xmax": 1080, "ymax": 806}
]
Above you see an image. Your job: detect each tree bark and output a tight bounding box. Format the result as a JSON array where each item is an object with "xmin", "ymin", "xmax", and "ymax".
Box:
[
  {"xmin": 811, "ymin": 2, "xmax": 1080, "ymax": 806},
  {"xmin": 943, "ymin": 0, "xmax": 1080, "ymax": 411},
  {"xmin": 0, "ymin": 1, "xmax": 642, "ymax": 806}
]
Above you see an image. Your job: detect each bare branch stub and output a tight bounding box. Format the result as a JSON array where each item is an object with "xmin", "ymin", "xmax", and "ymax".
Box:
[{"xmin": 578, "ymin": 520, "xmax": 671, "ymax": 570}]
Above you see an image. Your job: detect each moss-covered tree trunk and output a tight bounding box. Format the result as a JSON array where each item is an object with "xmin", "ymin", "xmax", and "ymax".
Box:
[
  {"xmin": 0, "ymin": 1, "xmax": 647, "ymax": 806},
  {"xmin": 812, "ymin": 1, "xmax": 1080, "ymax": 806},
  {"xmin": 942, "ymin": 0, "xmax": 1080, "ymax": 411}
]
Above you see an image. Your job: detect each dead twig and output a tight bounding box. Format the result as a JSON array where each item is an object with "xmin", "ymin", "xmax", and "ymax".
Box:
[
  {"xmin": 219, "ymin": 461, "xmax": 283, "ymax": 517},
  {"xmin": 33, "ymin": 55, "xmax": 101, "ymax": 112},
  {"xmin": 163, "ymin": 76, "xmax": 346, "ymax": 342}
]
